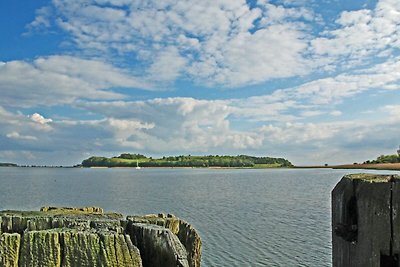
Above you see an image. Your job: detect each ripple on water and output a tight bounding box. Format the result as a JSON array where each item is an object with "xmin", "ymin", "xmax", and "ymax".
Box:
[{"xmin": 2, "ymin": 168, "xmax": 395, "ymax": 266}]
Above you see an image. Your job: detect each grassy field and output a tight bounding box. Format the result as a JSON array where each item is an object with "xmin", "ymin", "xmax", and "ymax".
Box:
[
  {"xmin": 295, "ymin": 163, "xmax": 400, "ymax": 171},
  {"xmin": 253, "ymin": 163, "xmax": 282, "ymax": 168},
  {"xmin": 332, "ymin": 163, "xmax": 400, "ymax": 171}
]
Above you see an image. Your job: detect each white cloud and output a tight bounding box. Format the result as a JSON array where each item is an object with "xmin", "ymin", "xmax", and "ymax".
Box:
[
  {"xmin": 189, "ymin": 23, "xmax": 310, "ymax": 87},
  {"xmin": 70, "ymin": 54, "xmax": 400, "ymax": 155},
  {"xmin": 25, "ymin": 6, "xmax": 52, "ymax": 33},
  {"xmin": 289, "ymin": 57, "xmax": 400, "ymax": 105},
  {"xmin": 94, "ymin": 0, "xmax": 132, "ymax": 6},
  {"xmin": 0, "ymin": 56, "xmax": 148, "ymax": 107},
  {"xmin": 259, "ymin": 121, "xmax": 346, "ymax": 144},
  {"xmin": 381, "ymin": 105, "xmax": 400, "ymax": 117},
  {"xmin": 300, "ymin": 110, "xmax": 324, "ymax": 117},
  {"xmin": 259, "ymin": 3, "xmax": 315, "ymax": 23},
  {"xmin": 74, "ymin": 97, "xmax": 263, "ymax": 152},
  {"xmin": 147, "ymin": 47, "xmax": 188, "ymax": 82},
  {"xmin": 230, "ymin": 95, "xmax": 299, "ymax": 122},
  {"xmin": 0, "ymin": 108, "xmax": 51, "ymax": 145},
  {"xmin": 1, "ymin": 83, "xmax": 400, "ymax": 165},
  {"xmin": 76, "ymin": 96, "xmax": 400, "ymax": 164},
  {"xmin": 330, "ymin": 110, "xmax": 342, "ymax": 116},
  {"xmin": 224, "ymin": 56, "xmax": 400, "ymax": 122},
  {"xmin": 106, "ymin": 118, "xmax": 155, "ymax": 148},
  {"xmin": 258, "ymin": 114, "xmax": 400, "ymax": 164},
  {"xmin": 24, "ymin": 0, "xmax": 400, "ymax": 88},
  {"xmin": 29, "ymin": 0, "xmax": 314, "ymax": 87},
  {"xmin": 311, "ymin": 0, "xmax": 400, "ymax": 70},
  {"xmin": 30, "ymin": 113, "xmax": 53, "ymax": 125},
  {"xmin": 5, "ymin": 0, "xmax": 400, "ymax": 166},
  {"xmin": 6, "ymin": 132, "xmax": 38, "ymax": 141}
]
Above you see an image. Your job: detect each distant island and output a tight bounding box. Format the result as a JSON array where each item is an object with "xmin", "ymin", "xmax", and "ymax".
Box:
[
  {"xmin": 0, "ymin": 163, "xmax": 17, "ymax": 167},
  {"xmin": 81, "ymin": 153, "xmax": 293, "ymax": 168},
  {"xmin": 4, "ymin": 148, "xmax": 400, "ymax": 170}
]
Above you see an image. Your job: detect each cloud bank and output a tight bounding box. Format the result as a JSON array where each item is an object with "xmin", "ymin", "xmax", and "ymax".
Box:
[{"xmin": 1, "ymin": 0, "xmax": 400, "ymax": 165}]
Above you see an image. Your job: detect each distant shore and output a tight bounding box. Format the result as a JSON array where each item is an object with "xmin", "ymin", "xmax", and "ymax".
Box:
[
  {"xmin": 88, "ymin": 166, "xmax": 286, "ymax": 169},
  {"xmin": 295, "ymin": 163, "xmax": 400, "ymax": 171},
  {"xmin": 3, "ymin": 162, "xmax": 400, "ymax": 171}
]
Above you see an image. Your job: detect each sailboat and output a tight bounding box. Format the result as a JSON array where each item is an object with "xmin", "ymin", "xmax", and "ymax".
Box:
[{"xmin": 136, "ymin": 160, "xmax": 141, "ymax": 170}]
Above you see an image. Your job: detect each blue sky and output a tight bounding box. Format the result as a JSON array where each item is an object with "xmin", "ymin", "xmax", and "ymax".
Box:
[{"xmin": 0, "ymin": 0, "xmax": 399, "ymax": 165}]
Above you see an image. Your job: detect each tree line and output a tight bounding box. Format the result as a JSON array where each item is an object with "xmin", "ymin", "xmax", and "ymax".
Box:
[
  {"xmin": 81, "ymin": 153, "xmax": 293, "ymax": 168},
  {"xmin": 364, "ymin": 154, "xmax": 400, "ymax": 164}
]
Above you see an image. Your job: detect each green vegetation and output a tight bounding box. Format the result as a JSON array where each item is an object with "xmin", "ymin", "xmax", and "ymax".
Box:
[
  {"xmin": 364, "ymin": 154, "xmax": 400, "ymax": 164},
  {"xmin": 252, "ymin": 163, "xmax": 282, "ymax": 168},
  {"xmin": 0, "ymin": 162, "xmax": 17, "ymax": 167},
  {"xmin": 81, "ymin": 154, "xmax": 293, "ymax": 168},
  {"xmin": 115, "ymin": 153, "xmax": 147, "ymax": 160}
]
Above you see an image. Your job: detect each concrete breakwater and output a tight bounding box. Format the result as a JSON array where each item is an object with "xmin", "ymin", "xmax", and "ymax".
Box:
[
  {"xmin": 0, "ymin": 207, "xmax": 201, "ymax": 267},
  {"xmin": 332, "ymin": 174, "xmax": 400, "ymax": 266}
]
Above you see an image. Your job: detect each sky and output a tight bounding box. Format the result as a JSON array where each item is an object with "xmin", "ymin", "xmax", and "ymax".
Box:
[{"xmin": 0, "ymin": 0, "xmax": 399, "ymax": 166}]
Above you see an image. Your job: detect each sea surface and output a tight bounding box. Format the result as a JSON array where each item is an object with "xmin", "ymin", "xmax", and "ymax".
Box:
[{"xmin": 1, "ymin": 167, "xmax": 399, "ymax": 266}]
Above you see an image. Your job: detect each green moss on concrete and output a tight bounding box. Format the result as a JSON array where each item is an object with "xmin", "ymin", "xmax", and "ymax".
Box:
[
  {"xmin": 19, "ymin": 231, "xmax": 61, "ymax": 267},
  {"xmin": 97, "ymin": 232, "xmax": 141, "ymax": 267},
  {"xmin": 122, "ymin": 235, "xmax": 143, "ymax": 267},
  {"xmin": 344, "ymin": 173, "xmax": 400, "ymax": 183},
  {"xmin": 61, "ymin": 231, "xmax": 100, "ymax": 267},
  {"xmin": 0, "ymin": 207, "xmax": 122, "ymax": 220},
  {"xmin": 0, "ymin": 207, "xmax": 199, "ymax": 267},
  {"xmin": 40, "ymin": 207, "xmax": 104, "ymax": 214},
  {"xmin": 127, "ymin": 214, "xmax": 201, "ymax": 267},
  {"xmin": 0, "ymin": 233, "xmax": 21, "ymax": 267}
]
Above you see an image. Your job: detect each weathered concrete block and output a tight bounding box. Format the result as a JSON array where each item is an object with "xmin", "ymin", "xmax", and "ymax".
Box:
[
  {"xmin": 1, "ymin": 216, "xmax": 13, "ymax": 233},
  {"xmin": 332, "ymin": 174, "xmax": 400, "ymax": 267},
  {"xmin": 128, "ymin": 214, "xmax": 202, "ymax": 267},
  {"xmin": 0, "ymin": 233, "xmax": 21, "ymax": 267},
  {"xmin": 0, "ymin": 207, "xmax": 200, "ymax": 267},
  {"xmin": 99, "ymin": 232, "xmax": 143, "ymax": 267},
  {"xmin": 61, "ymin": 231, "xmax": 101, "ymax": 267},
  {"xmin": 40, "ymin": 207, "xmax": 104, "ymax": 214},
  {"xmin": 19, "ymin": 230, "xmax": 61, "ymax": 267},
  {"xmin": 128, "ymin": 223, "xmax": 189, "ymax": 267},
  {"xmin": 27, "ymin": 217, "xmax": 53, "ymax": 231}
]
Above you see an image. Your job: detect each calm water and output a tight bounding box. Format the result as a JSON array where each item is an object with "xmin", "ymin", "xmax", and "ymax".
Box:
[{"xmin": 1, "ymin": 167, "xmax": 399, "ymax": 266}]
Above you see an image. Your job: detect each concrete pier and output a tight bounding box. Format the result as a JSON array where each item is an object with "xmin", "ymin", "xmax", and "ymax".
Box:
[
  {"xmin": 0, "ymin": 207, "xmax": 202, "ymax": 267},
  {"xmin": 332, "ymin": 174, "xmax": 400, "ymax": 267}
]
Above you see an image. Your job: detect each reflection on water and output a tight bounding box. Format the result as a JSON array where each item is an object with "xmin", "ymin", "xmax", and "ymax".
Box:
[{"xmin": 1, "ymin": 167, "xmax": 398, "ymax": 266}]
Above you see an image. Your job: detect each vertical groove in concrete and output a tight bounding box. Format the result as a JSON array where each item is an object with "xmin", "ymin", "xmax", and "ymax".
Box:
[
  {"xmin": 332, "ymin": 174, "xmax": 400, "ymax": 267},
  {"xmin": 0, "ymin": 208, "xmax": 199, "ymax": 267}
]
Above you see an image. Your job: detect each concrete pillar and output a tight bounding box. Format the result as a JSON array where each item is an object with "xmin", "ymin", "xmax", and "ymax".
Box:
[{"xmin": 332, "ymin": 174, "xmax": 400, "ymax": 267}]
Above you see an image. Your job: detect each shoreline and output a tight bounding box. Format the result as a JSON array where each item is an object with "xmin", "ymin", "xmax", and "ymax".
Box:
[
  {"xmin": 3, "ymin": 163, "xmax": 400, "ymax": 171},
  {"xmin": 294, "ymin": 163, "xmax": 400, "ymax": 171}
]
